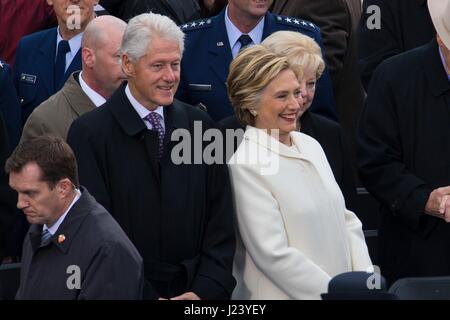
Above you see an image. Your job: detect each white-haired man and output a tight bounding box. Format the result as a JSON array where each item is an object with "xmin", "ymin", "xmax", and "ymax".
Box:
[
  {"xmin": 21, "ymin": 15, "xmax": 127, "ymax": 142},
  {"xmin": 67, "ymin": 12, "xmax": 236, "ymax": 300}
]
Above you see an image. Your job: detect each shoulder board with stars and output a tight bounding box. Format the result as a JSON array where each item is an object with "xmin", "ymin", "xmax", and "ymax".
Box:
[
  {"xmin": 180, "ymin": 18, "xmax": 213, "ymax": 32},
  {"xmin": 275, "ymin": 15, "xmax": 318, "ymax": 30}
]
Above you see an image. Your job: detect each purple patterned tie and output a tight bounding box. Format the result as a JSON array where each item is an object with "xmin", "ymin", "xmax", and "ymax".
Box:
[{"xmin": 144, "ymin": 112, "xmax": 165, "ymax": 159}]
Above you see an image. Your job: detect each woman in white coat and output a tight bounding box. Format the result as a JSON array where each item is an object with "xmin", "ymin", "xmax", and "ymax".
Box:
[{"xmin": 227, "ymin": 45, "xmax": 372, "ymax": 300}]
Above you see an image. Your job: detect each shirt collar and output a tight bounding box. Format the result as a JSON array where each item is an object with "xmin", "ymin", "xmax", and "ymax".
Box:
[
  {"xmin": 225, "ymin": 5, "xmax": 265, "ymax": 58},
  {"xmin": 79, "ymin": 71, "xmax": 107, "ymax": 107},
  {"xmin": 438, "ymin": 47, "xmax": 450, "ymax": 83},
  {"xmin": 44, "ymin": 188, "xmax": 81, "ymax": 235},
  {"xmin": 56, "ymin": 27, "xmax": 83, "ymax": 57},
  {"xmin": 124, "ymin": 84, "xmax": 165, "ymax": 128}
]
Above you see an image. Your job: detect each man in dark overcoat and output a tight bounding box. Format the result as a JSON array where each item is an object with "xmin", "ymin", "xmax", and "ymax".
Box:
[
  {"xmin": 6, "ymin": 136, "xmax": 144, "ymax": 299},
  {"xmin": 357, "ymin": 0, "xmax": 450, "ymax": 285},
  {"xmin": 67, "ymin": 12, "xmax": 236, "ymax": 300}
]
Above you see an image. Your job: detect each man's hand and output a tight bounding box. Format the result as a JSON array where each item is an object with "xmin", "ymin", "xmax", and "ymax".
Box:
[
  {"xmin": 170, "ymin": 292, "xmax": 201, "ymax": 300},
  {"xmin": 425, "ymin": 186, "xmax": 450, "ymax": 220}
]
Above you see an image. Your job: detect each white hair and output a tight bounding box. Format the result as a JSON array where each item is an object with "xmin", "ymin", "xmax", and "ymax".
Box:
[{"xmin": 120, "ymin": 12, "xmax": 185, "ymax": 62}]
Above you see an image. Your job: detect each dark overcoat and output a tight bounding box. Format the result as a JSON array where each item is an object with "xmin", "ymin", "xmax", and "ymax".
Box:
[
  {"xmin": 67, "ymin": 85, "xmax": 236, "ymax": 299},
  {"xmin": 357, "ymin": 39, "xmax": 450, "ymax": 284},
  {"xmin": 16, "ymin": 188, "xmax": 144, "ymax": 299}
]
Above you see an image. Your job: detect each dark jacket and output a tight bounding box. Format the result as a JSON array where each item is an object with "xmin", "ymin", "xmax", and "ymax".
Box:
[
  {"xmin": 67, "ymin": 85, "xmax": 236, "ymax": 299},
  {"xmin": 357, "ymin": 0, "xmax": 435, "ymax": 91},
  {"xmin": 357, "ymin": 39, "xmax": 450, "ymax": 284},
  {"xmin": 0, "ymin": 112, "xmax": 17, "ymax": 262},
  {"xmin": 100, "ymin": 0, "xmax": 200, "ymax": 24},
  {"xmin": 99, "ymin": 0, "xmax": 138, "ymax": 21},
  {"xmin": 16, "ymin": 187, "xmax": 144, "ymax": 299},
  {"xmin": 176, "ymin": 8, "xmax": 337, "ymax": 122}
]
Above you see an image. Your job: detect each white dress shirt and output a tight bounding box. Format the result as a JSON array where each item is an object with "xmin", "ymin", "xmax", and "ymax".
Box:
[
  {"xmin": 224, "ymin": 6, "xmax": 265, "ymax": 59},
  {"xmin": 79, "ymin": 71, "xmax": 106, "ymax": 107},
  {"xmin": 44, "ymin": 188, "xmax": 81, "ymax": 236},
  {"xmin": 125, "ymin": 84, "xmax": 165, "ymax": 131}
]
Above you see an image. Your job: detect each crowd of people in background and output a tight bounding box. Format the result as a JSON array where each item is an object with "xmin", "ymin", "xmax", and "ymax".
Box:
[{"xmin": 0, "ymin": 0, "xmax": 450, "ymax": 300}]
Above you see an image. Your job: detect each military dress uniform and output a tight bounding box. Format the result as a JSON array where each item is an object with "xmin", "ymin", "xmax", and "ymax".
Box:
[
  {"xmin": 176, "ymin": 9, "xmax": 337, "ymax": 122},
  {"xmin": 13, "ymin": 28, "xmax": 82, "ymax": 123}
]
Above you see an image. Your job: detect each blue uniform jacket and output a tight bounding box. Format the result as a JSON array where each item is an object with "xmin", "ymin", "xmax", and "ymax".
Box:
[
  {"xmin": 176, "ymin": 9, "xmax": 337, "ymax": 122},
  {"xmin": 13, "ymin": 28, "xmax": 82, "ymax": 123},
  {"xmin": 0, "ymin": 60, "xmax": 22, "ymax": 149}
]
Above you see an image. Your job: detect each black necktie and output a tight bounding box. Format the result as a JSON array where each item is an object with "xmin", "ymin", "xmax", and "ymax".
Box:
[
  {"xmin": 238, "ymin": 34, "xmax": 252, "ymax": 53},
  {"xmin": 54, "ymin": 40, "xmax": 70, "ymax": 90}
]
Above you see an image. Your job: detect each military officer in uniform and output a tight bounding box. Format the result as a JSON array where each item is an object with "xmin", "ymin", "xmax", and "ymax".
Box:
[
  {"xmin": 13, "ymin": 0, "xmax": 98, "ymax": 123},
  {"xmin": 176, "ymin": 0, "xmax": 337, "ymax": 122}
]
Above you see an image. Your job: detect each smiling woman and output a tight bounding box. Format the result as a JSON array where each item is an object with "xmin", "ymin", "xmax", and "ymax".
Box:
[{"xmin": 227, "ymin": 44, "xmax": 373, "ymax": 300}]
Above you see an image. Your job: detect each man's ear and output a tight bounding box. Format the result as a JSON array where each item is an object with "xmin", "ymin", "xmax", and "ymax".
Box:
[
  {"xmin": 121, "ymin": 54, "xmax": 135, "ymax": 78},
  {"xmin": 57, "ymin": 179, "xmax": 74, "ymax": 198},
  {"xmin": 82, "ymin": 47, "xmax": 95, "ymax": 68}
]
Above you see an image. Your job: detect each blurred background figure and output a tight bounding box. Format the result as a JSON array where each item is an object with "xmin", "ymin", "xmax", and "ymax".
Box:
[
  {"xmin": 228, "ymin": 45, "xmax": 371, "ymax": 300},
  {"xmin": 99, "ymin": 0, "xmax": 226, "ymax": 23},
  {"xmin": 0, "ymin": 112, "xmax": 17, "ymax": 265},
  {"xmin": 357, "ymin": 0, "xmax": 434, "ymax": 91},
  {"xmin": 0, "ymin": 0, "xmax": 56, "ymax": 66}
]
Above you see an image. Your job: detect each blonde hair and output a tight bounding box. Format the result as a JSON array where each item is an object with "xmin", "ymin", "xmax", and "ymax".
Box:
[
  {"xmin": 262, "ymin": 31, "xmax": 325, "ymax": 79},
  {"xmin": 227, "ymin": 45, "xmax": 299, "ymax": 127}
]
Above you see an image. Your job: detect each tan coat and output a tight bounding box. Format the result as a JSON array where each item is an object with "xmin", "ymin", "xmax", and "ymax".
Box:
[
  {"xmin": 21, "ymin": 72, "xmax": 95, "ymax": 142},
  {"xmin": 228, "ymin": 127, "xmax": 372, "ymax": 300}
]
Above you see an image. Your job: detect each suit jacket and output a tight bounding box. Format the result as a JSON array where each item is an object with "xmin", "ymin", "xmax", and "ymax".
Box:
[
  {"xmin": 219, "ymin": 112, "xmax": 357, "ymax": 212},
  {"xmin": 357, "ymin": 0, "xmax": 434, "ymax": 91},
  {"xmin": 229, "ymin": 127, "xmax": 371, "ymax": 299},
  {"xmin": 272, "ymin": 0, "xmax": 365, "ymax": 168},
  {"xmin": 21, "ymin": 71, "xmax": 95, "ymax": 142},
  {"xmin": 0, "ymin": 60, "xmax": 22, "ymax": 149},
  {"xmin": 16, "ymin": 187, "xmax": 144, "ymax": 299},
  {"xmin": 176, "ymin": 8, "xmax": 337, "ymax": 122},
  {"xmin": 67, "ymin": 85, "xmax": 236, "ymax": 299},
  {"xmin": 357, "ymin": 39, "xmax": 450, "ymax": 284},
  {"xmin": 13, "ymin": 28, "xmax": 82, "ymax": 123}
]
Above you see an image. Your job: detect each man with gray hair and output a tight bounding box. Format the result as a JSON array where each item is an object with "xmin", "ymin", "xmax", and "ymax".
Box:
[
  {"xmin": 21, "ymin": 15, "xmax": 127, "ymax": 142},
  {"xmin": 68, "ymin": 12, "xmax": 236, "ymax": 300}
]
